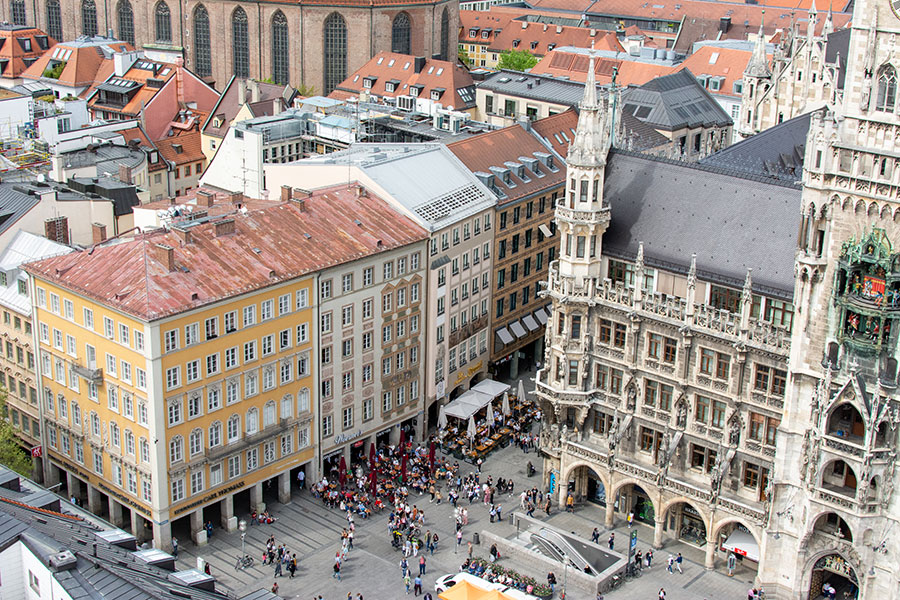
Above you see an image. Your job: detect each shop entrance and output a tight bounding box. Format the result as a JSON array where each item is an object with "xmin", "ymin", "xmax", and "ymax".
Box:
[
  {"xmin": 567, "ymin": 465, "xmax": 606, "ymax": 506},
  {"xmin": 665, "ymin": 501, "xmax": 707, "ymax": 547},
  {"xmin": 617, "ymin": 483, "xmax": 654, "ymax": 525},
  {"xmin": 808, "ymin": 554, "xmax": 859, "ymax": 600}
]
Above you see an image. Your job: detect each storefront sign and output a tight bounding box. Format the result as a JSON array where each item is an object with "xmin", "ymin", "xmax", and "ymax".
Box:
[
  {"xmin": 98, "ymin": 481, "xmax": 151, "ymax": 518},
  {"xmin": 173, "ymin": 480, "xmax": 246, "ymax": 516},
  {"xmin": 30, "ymin": 446, "xmax": 41, "ymax": 458},
  {"xmin": 682, "ymin": 504, "xmax": 701, "ymax": 517},
  {"xmin": 352, "ymin": 440, "xmax": 365, "ymax": 448},
  {"xmin": 437, "ymin": 380, "xmax": 446, "ymax": 398},
  {"xmin": 334, "ymin": 430, "xmax": 363, "ymax": 445}
]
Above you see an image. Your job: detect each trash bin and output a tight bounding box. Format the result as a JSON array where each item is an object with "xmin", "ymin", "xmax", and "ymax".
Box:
[
  {"xmin": 197, "ymin": 557, "xmax": 206, "ymax": 572},
  {"xmin": 473, "ymin": 532, "xmax": 480, "ymax": 545}
]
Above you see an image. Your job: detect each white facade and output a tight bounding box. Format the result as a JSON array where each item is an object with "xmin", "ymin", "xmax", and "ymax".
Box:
[{"xmin": 0, "ymin": 541, "xmax": 76, "ymax": 600}]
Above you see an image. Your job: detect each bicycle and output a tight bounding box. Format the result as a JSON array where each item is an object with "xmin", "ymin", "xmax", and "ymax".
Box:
[{"xmin": 235, "ymin": 554, "xmax": 254, "ymax": 570}]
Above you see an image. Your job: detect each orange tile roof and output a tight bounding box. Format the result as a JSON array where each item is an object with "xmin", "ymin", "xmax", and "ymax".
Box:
[
  {"xmin": 530, "ymin": 0, "xmax": 596, "ymax": 13},
  {"xmin": 489, "ymin": 21, "xmax": 623, "ymax": 56},
  {"xmin": 140, "ymin": 188, "xmax": 275, "ymax": 213},
  {"xmin": 332, "ymin": 51, "xmax": 476, "ymax": 110},
  {"xmin": 675, "ymin": 45, "xmax": 761, "ymax": 98},
  {"xmin": 88, "ymin": 60, "xmax": 178, "ymax": 117},
  {"xmin": 530, "ymin": 48, "xmax": 674, "ymax": 85},
  {"xmin": 447, "ymin": 122, "xmax": 565, "ymax": 205},
  {"xmin": 25, "ymin": 183, "xmax": 428, "ymax": 321},
  {"xmin": 156, "ymin": 129, "xmax": 205, "ymax": 167},
  {"xmin": 530, "ymin": 109, "xmax": 578, "ymax": 157},
  {"xmin": 459, "ymin": 10, "xmax": 510, "ymax": 46},
  {"xmin": 21, "ymin": 40, "xmax": 132, "ymax": 89},
  {"xmin": 0, "ymin": 26, "xmax": 56, "ymax": 79}
]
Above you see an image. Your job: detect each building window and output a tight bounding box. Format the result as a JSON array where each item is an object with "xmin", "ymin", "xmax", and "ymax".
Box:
[
  {"xmin": 81, "ymin": 0, "xmax": 98, "ymax": 36},
  {"xmin": 324, "ymin": 12, "xmax": 347, "ymax": 94},
  {"xmin": 46, "ymin": 0, "xmax": 62, "ymax": 40},
  {"xmin": 876, "ymin": 64, "xmax": 897, "ymax": 113},
  {"xmin": 440, "ymin": 7, "xmax": 449, "ymax": 60},
  {"xmin": 392, "ymin": 12, "xmax": 411, "ymax": 54},
  {"xmin": 193, "ymin": 4, "xmax": 211, "ymax": 77},
  {"xmin": 117, "ymin": 0, "xmax": 135, "ymax": 44},
  {"xmin": 10, "ymin": 0, "xmax": 25, "ymax": 25},
  {"xmin": 232, "ymin": 7, "xmax": 250, "ymax": 77},
  {"xmin": 272, "ymin": 10, "xmax": 289, "ymax": 85},
  {"xmin": 155, "ymin": 0, "xmax": 171, "ymax": 41}
]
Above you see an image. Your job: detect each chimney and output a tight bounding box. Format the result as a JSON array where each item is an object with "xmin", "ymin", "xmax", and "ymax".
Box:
[
  {"xmin": 719, "ymin": 16, "xmax": 731, "ymax": 33},
  {"xmin": 414, "ymin": 56, "xmax": 426, "ymax": 73},
  {"xmin": 273, "ymin": 100, "xmax": 281, "ymax": 116},
  {"xmin": 281, "ymin": 185, "xmax": 291, "ymax": 202},
  {"xmin": 215, "ymin": 219, "xmax": 236, "ymax": 236},
  {"xmin": 238, "ymin": 79, "xmax": 247, "ymax": 105},
  {"xmin": 250, "ymin": 80, "xmax": 260, "ymax": 103},
  {"xmin": 542, "ymin": 23, "xmax": 548, "ymax": 31},
  {"xmin": 195, "ymin": 190, "xmax": 215, "ymax": 207},
  {"xmin": 91, "ymin": 223, "xmax": 107, "ymax": 244},
  {"xmin": 175, "ymin": 56, "xmax": 185, "ymax": 106},
  {"xmin": 355, "ymin": 184, "xmax": 368, "ymax": 198},
  {"xmin": 229, "ymin": 191, "xmax": 244, "ymax": 206},
  {"xmin": 113, "ymin": 51, "xmax": 137, "ymax": 76},
  {"xmin": 118, "ymin": 164, "xmax": 132, "ymax": 184},
  {"xmin": 556, "ymin": 25, "xmax": 562, "ymax": 33},
  {"xmin": 173, "ymin": 227, "xmax": 192, "ymax": 245},
  {"xmin": 154, "ymin": 244, "xmax": 175, "ymax": 271},
  {"xmin": 44, "ymin": 216, "xmax": 69, "ymax": 244},
  {"xmin": 590, "ymin": 28, "xmax": 597, "ymax": 37}
]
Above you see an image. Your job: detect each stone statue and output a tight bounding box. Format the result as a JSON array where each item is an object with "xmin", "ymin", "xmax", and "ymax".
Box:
[
  {"xmin": 561, "ymin": 423, "xmax": 568, "ymax": 442},
  {"xmin": 658, "ymin": 431, "xmax": 671, "ymax": 467},
  {"xmin": 800, "ymin": 431, "xmax": 811, "ymax": 482},
  {"xmin": 729, "ymin": 417, "xmax": 741, "ymax": 447},
  {"xmin": 607, "ymin": 418, "xmax": 619, "ymax": 451},
  {"xmin": 676, "ymin": 401, "xmax": 687, "ymax": 428},
  {"xmin": 626, "ymin": 386, "xmax": 636, "ymax": 411}
]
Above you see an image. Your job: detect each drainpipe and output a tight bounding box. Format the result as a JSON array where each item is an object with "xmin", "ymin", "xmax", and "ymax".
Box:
[{"xmin": 257, "ymin": 1, "xmax": 263, "ymax": 81}]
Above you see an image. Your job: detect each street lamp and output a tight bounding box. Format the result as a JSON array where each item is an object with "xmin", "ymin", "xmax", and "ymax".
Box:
[
  {"xmin": 239, "ymin": 519, "xmax": 247, "ymax": 556},
  {"xmin": 561, "ymin": 551, "xmax": 569, "ymax": 600}
]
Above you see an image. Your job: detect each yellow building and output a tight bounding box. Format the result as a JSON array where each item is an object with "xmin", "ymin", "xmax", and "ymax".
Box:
[{"xmin": 25, "ymin": 182, "xmax": 427, "ymax": 551}]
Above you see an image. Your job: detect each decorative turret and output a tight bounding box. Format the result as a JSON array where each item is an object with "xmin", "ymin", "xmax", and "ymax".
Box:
[
  {"xmin": 823, "ymin": 0, "xmax": 834, "ymax": 36},
  {"xmin": 745, "ymin": 13, "xmax": 772, "ymax": 79},
  {"xmin": 567, "ymin": 52, "xmax": 611, "ymax": 169},
  {"xmin": 807, "ymin": 0, "xmax": 818, "ymax": 41}
]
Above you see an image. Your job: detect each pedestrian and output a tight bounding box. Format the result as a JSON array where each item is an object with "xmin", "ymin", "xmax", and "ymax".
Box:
[
  {"xmin": 404, "ymin": 573, "xmax": 411, "ymax": 594},
  {"xmin": 627, "ymin": 512, "xmax": 634, "ymax": 528},
  {"xmin": 271, "ymin": 582, "xmax": 279, "ymax": 595},
  {"xmin": 204, "ymin": 562, "xmax": 211, "ymax": 575},
  {"xmin": 727, "ymin": 552, "xmax": 737, "ymax": 577},
  {"xmin": 467, "ymin": 541, "xmax": 473, "ymax": 558},
  {"xmin": 607, "ymin": 533, "xmax": 615, "ymax": 551},
  {"xmin": 456, "ymin": 529, "xmax": 463, "ymax": 553},
  {"xmin": 547, "ymin": 572, "xmax": 557, "ymax": 593},
  {"xmin": 675, "ymin": 552, "xmax": 683, "ymax": 574},
  {"xmin": 431, "ymin": 533, "xmax": 439, "ymax": 554},
  {"xmin": 333, "ymin": 561, "xmax": 342, "ymax": 581},
  {"xmin": 659, "ymin": 588, "xmax": 666, "ymax": 600},
  {"xmin": 646, "ymin": 549, "xmax": 654, "ymax": 569},
  {"xmin": 666, "ymin": 555, "xmax": 674, "ymax": 573},
  {"xmin": 490, "ymin": 505, "xmax": 496, "ymax": 523},
  {"xmin": 289, "ymin": 554, "xmax": 297, "ymax": 578},
  {"xmin": 497, "ymin": 504, "xmax": 503, "ymax": 521},
  {"xmin": 172, "ymin": 538, "xmax": 178, "ymax": 557},
  {"xmin": 476, "ymin": 457, "xmax": 483, "ymax": 472},
  {"xmin": 566, "ymin": 493, "xmax": 575, "ymax": 513},
  {"xmin": 274, "ymin": 558, "xmax": 283, "ymax": 577},
  {"xmin": 591, "ymin": 528, "xmax": 600, "ymax": 544},
  {"xmin": 419, "ymin": 555, "xmax": 426, "ymax": 575},
  {"xmin": 401, "ymin": 557, "xmax": 409, "ymax": 577},
  {"xmin": 414, "ymin": 575, "xmax": 423, "ymax": 596}
]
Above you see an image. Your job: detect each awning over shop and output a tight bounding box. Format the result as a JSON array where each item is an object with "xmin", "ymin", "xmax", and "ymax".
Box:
[
  {"xmin": 722, "ymin": 529, "xmax": 759, "ymax": 562},
  {"xmin": 443, "ymin": 390, "xmax": 492, "ymax": 420},
  {"xmin": 495, "ymin": 327, "xmax": 514, "ymax": 345},
  {"xmin": 522, "ymin": 314, "xmax": 539, "ymax": 331},
  {"xmin": 534, "ymin": 306, "xmax": 550, "ymax": 324},
  {"xmin": 509, "ymin": 320, "xmax": 527, "ymax": 338},
  {"xmin": 471, "ymin": 379, "xmax": 510, "ymax": 399}
]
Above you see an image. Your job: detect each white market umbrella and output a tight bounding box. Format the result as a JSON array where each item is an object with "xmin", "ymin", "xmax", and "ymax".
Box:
[
  {"xmin": 467, "ymin": 415, "xmax": 477, "ymax": 440},
  {"xmin": 502, "ymin": 391, "xmax": 511, "ymax": 416},
  {"xmin": 437, "ymin": 404, "xmax": 448, "ymax": 430},
  {"xmin": 517, "ymin": 379, "xmax": 526, "ymax": 400},
  {"xmin": 486, "ymin": 401, "xmax": 495, "ymax": 427}
]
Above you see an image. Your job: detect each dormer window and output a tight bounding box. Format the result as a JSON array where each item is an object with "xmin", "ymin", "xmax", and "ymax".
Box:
[
  {"xmin": 513, "ymin": 39, "xmax": 521, "ymax": 48},
  {"xmin": 17, "ymin": 279, "xmax": 26, "ymax": 296},
  {"xmin": 363, "ymin": 76, "xmax": 377, "ymax": 89},
  {"xmin": 469, "ymin": 28, "xmax": 478, "ymax": 38},
  {"xmin": 430, "ymin": 87, "xmax": 445, "ymax": 101},
  {"xmin": 547, "ymin": 43, "xmax": 556, "ymax": 51},
  {"xmin": 482, "ymin": 31, "xmax": 489, "ymax": 38},
  {"xmin": 0, "ymin": 271, "xmax": 7, "ymax": 287},
  {"xmin": 386, "ymin": 82, "xmax": 395, "ymax": 93},
  {"xmin": 410, "ymin": 86, "xmax": 420, "ymax": 97},
  {"xmin": 530, "ymin": 41, "xmax": 538, "ymax": 50}
]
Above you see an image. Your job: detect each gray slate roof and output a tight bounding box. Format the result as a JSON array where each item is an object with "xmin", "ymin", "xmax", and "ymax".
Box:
[
  {"xmin": 603, "ymin": 150, "xmax": 800, "ymax": 298},
  {"xmin": 0, "ymin": 183, "xmax": 41, "ymax": 237},
  {"xmin": 698, "ymin": 110, "xmax": 816, "ymax": 182},
  {"xmin": 825, "ymin": 28, "xmax": 851, "ymax": 90},
  {"xmin": 623, "ymin": 69, "xmax": 733, "ymax": 130}
]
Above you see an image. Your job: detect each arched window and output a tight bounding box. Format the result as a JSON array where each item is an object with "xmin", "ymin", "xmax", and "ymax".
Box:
[
  {"xmin": 392, "ymin": 12, "xmax": 411, "ymax": 55},
  {"xmin": 155, "ymin": 1, "xmax": 171, "ymax": 42},
  {"xmin": 193, "ymin": 5, "xmax": 211, "ymax": 78},
  {"xmin": 298, "ymin": 387, "xmax": 310, "ymax": 413},
  {"xmin": 246, "ymin": 407, "xmax": 258, "ymax": 434},
  {"xmin": 189, "ymin": 429, "xmax": 203, "ymax": 456},
  {"xmin": 323, "ymin": 12, "xmax": 346, "ymax": 94},
  {"xmin": 209, "ymin": 421, "xmax": 222, "ymax": 447},
  {"xmin": 264, "ymin": 401, "xmax": 276, "ymax": 427},
  {"xmin": 169, "ymin": 436, "xmax": 183, "ymax": 464},
  {"xmin": 272, "ymin": 10, "xmax": 289, "ymax": 85},
  {"xmin": 46, "ymin": 0, "xmax": 62, "ymax": 41},
  {"xmin": 876, "ymin": 64, "xmax": 897, "ymax": 113},
  {"xmin": 232, "ymin": 6, "xmax": 250, "ymax": 77},
  {"xmin": 117, "ymin": 0, "xmax": 134, "ymax": 45},
  {"xmin": 227, "ymin": 414, "xmax": 240, "ymax": 441},
  {"xmin": 440, "ymin": 7, "xmax": 449, "ymax": 61},
  {"xmin": 10, "ymin": 0, "xmax": 26, "ymax": 26},
  {"xmin": 81, "ymin": 0, "xmax": 97, "ymax": 37},
  {"xmin": 281, "ymin": 394, "xmax": 293, "ymax": 419}
]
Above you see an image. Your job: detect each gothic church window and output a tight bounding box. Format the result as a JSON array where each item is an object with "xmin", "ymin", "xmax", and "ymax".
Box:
[
  {"xmin": 876, "ymin": 64, "xmax": 897, "ymax": 113},
  {"xmin": 440, "ymin": 7, "xmax": 449, "ymax": 61},
  {"xmin": 272, "ymin": 11, "xmax": 289, "ymax": 85},
  {"xmin": 392, "ymin": 12, "xmax": 411, "ymax": 55},
  {"xmin": 46, "ymin": 0, "xmax": 62, "ymax": 40},
  {"xmin": 81, "ymin": 0, "xmax": 97, "ymax": 37},
  {"xmin": 117, "ymin": 0, "xmax": 134, "ymax": 45},
  {"xmin": 232, "ymin": 7, "xmax": 250, "ymax": 78},
  {"xmin": 323, "ymin": 12, "xmax": 347, "ymax": 94},
  {"xmin": 155, "ymin": 1, "xmax": 171, "ymax": 43},
  {"xmin": 193, "ymin": 5, "xmax": 211, "ymax": 77},
  {"xmin": 10, "ymin": 0, "xmax": 25, "ymax": 25}
]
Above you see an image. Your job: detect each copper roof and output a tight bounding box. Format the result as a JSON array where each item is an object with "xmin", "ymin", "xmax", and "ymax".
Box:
[{"xmin": 25, "ymin": 183, "xmax": 428, "ymax": 321}]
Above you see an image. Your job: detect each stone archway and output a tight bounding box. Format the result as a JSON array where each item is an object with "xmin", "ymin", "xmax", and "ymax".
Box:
[
  {"xmin": 711, "ymin": 518, "xmax": 762, "ymax": 575},
  {"xmin": 561, "ymin": 461, "xmax": 609, "ymax": 507},
  {"xmin": 660, "ymin": 498, "xmax": 709, "ymax": 548},
  {"xmin": 805, "ymin": 552, "xmax": 860, "ymax": 600},
  {"xmin": 610, "ymin": 480, "xmax": 656, "ymax": 526}
]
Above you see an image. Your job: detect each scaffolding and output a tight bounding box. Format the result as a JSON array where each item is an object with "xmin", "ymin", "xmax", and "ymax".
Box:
[{"xmin": 0, "ymin": 107, "xmax": 52, "ymax": 175}]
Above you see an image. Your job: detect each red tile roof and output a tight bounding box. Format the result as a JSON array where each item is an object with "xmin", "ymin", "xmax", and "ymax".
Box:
[
  {"xmin": 0, "ymin": 27, "xmax": 56, "ymax": 79},
  {"xmin": 87, "ymin": 59, "xmax": 177, "ymax": 118},
  {"xmin": 489, "ymin": 21, "xmax": 623, "ymax": 56},
  {"xmin": 530, "ymin": 109, "xmax": 578, "ymax": 158},
  {"xmin": 156, "ymin": 129, "xmax": 205, "ymax": 167},
  {"xmin": 332, "ymin": 51, "xmax": 476, "ymax": 110},
  {"xmin": 201, "ymin": 77, "xmax": 291, "ymax": 139},
  {"xmin": 530, "ymin": 48, "xmax": 674, "ymax": 85},
  {"xmin": 25, "ymin": 183, "xmax": 428, "ymax": 321},
  {"xmin": 447, "ymin": 122, "xmax": 565, "ymax": 205},
  {"xmin": 676, "ymin": 45, "xmax": 760, "ymax": 98},
  {"xmin": 21, "ymin": 40, "xmax": 132, "ymax": 89}
]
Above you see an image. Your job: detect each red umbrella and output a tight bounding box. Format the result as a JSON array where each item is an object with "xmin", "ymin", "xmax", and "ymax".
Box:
[
  {"xmin": 399, "ymin": 429, "xmax": 406, "ymax": 452},
  {"xmin": 338, "ymin": 455, "xmax": 347, "ymax": 489},
  {"xmin": 369, "ymin": 443, "xmax": 376, "ymax": 471},
  {"xmin": 370, "ymin": 469, "xmax": 377, "ymax": 497},
  {"xmin": 400, "ymin": 451, "xmax": 407, "ymax": 483},
  {"xmin": 428, "ymin": 441, "xmax": 436, "ymax": 475}
]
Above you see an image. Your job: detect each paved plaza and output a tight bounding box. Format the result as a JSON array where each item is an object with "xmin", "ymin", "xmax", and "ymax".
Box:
[{"xmin": 172, "ymin": 439, "xmax": 756, "ymax": 600}]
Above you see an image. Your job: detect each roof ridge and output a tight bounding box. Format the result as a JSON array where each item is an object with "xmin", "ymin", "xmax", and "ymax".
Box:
[{"xmin": 0, "ymin": 495, "xmax": 84, "ymax": 521}]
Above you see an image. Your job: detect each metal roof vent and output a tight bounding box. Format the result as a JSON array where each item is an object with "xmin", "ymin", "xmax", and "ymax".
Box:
[{"xmin": 49, "ymin": 550, "xmax": 77, "ymax": 571}]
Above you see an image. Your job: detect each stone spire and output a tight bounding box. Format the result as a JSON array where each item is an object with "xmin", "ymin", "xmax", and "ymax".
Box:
[
  {"xmin": 568, "ymin": 49, "xmax": 608, "ymax": 168},
  {"xmin": 745, "ymin": 12, "xmax": 771, "ymax": 78},
  {"xmin": 823, "ymin": 0, "xmax": 834, "ymax": 36},
  {"xmin": 807, "ymin": 0, "xmax": 817, "ymax": 39}
]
